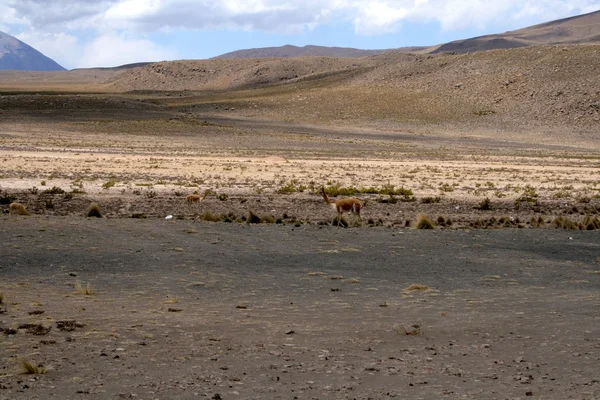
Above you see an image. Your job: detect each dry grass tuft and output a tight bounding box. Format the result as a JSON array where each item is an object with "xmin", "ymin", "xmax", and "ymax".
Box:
[
  {"xmin": 20, "ymin": 360, "xmax": 47, "ymax": 375},
  {"xmin": 395, "ymin": 324, "xmax": 422, "ymax": 336},
  {"xmin": 247, "ymin": 211, "xmax": 261, "ymax": 224},
  {"xmin": 198, "ymin": 211, "xmax": 221, "ymax": 222},
  {"xmin": 582, "ymin": 216, "xmax": 600, "ymax": 230},
  {"xmin": 75, "ymin": 280, "xmax": 95, "ymax": 295},
  {"xmin": 551, "ymin": 216, "xmax": 578, "ymax": 230},
  {"xmin": 86, "ymin": 202, "xmax": 102, "ymax": 218},
  {"xmin": 404, "ymin": 283, "xmax": 429, "ymax": 292},
  {"xmin": 416, "ymin": 214, "xmax": 435, "ymax": 229},
  {"xmin": 260, "ymin": 215, "xmax": 276, "ymax": 224}
]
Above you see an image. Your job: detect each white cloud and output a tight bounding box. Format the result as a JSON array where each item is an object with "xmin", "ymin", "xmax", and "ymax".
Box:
[
  {"xmin": 1, "ymin": 0, "xmax": 598, "ymax": 67},
  {"xmin": 3, "ymin": 0, "xmax": 598, "ymax": 35},
  {"xmin": 14, "ymin": 30, "xmax": 177, "ymax": 69},
  {"xmin": 350, "ymin": 0, "xmax": 600, "ymax": 34},
  {"xmin": 78, "ymin": 33, "xmax": 178, "ymax": 68},
  {"xmin": 15, "ymin": 31, "xmax": 81, "ymax": 68}
]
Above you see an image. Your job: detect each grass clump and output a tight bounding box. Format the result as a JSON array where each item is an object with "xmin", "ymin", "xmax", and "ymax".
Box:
[
  {"xmin": 0, "ymin": 192, "xmax": 15, "ymax": 205},
  {"xmin": 582, "ymin": 216, "xmax": 600, "ymax": 230},
  {"xmin": 198, "ymin": 211, "xmax": 221, "ymax": 222},
  {"xmin": 404, "ymin": 283, "xmax": 429, "ymax": 292},
  {"xmin": 247, "ymin": 211, "xmax": 261, "ymax": 224},
  {"xmin": 396, "ymin": 324, "xmax": 422, "ymax": 336},
  {"xmin": 277, "ymin": 179, "xmax": 307, "ymax": 194},
  {"xmin": 42, "ymin": 186, "xmax": 65, "ymax": 195},
  {"xmin": 516, "ymin": 185, "xmax": 538, "ymax": 203},
  {"xmin": 86, "ymin": 203, "xmax": 102, "ymax": 218},
  {"xmin": 551, "ymin": 216, "xmax": 578, "ymax": 230},
  {"xmin": 322, "ymin": 183, "xmax": 413, "ymax": 197},
  {"xmin": 476, "ymin": 197, "xmax": 493, "ymax": 211},
  {"xmin": 416, "ymin": 214, "xmax": 435, "ymax": 229},
  {"xmin": 332, "ymin": 216, "xmax": 349, "ymax": 227},
  {"xmin": 75, "ymin": 280, "xmax": 95, "ymax": 295},
  {"xmin": 260, "ymin": 215, "xmax": 276, "ymax": 224},
  {"xmin": 421, "ymin": 196, "xmax": 441, "ymax": 204},
  {"xmin": 20, "ymin": 360, "xmax": 47, "ymax": 375},
  {"xmin": 102, "ymin": 180, "xmax": 118, "ymax": 189}
]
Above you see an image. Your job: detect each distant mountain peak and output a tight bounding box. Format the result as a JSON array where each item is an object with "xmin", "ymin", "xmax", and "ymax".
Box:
[
  {"xmin": 0, "ymin": 31, "xmax": 66, "ymax": 71},
  {"xmin": 213, "ymin": 44, "xmax": 400, "ymax": 59}
]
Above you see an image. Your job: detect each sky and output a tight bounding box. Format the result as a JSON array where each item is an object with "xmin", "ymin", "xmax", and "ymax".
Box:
[{"xmin": 0, "ymin": 0, "xmax": 598, "ymax": 69}]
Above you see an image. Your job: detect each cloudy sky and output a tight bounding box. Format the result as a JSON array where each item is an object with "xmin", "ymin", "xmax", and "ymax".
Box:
[{"xmin": 1, "ymin": 0, "xmax": 598, "ymax": 69}]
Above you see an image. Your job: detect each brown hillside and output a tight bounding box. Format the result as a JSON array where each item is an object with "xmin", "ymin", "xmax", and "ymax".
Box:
[
  {"xmin": 105, "ymin": 57, "xmax": 371, "ymax": 91},
  {"xmin": 103, "ymin": 45, "xmax": 599, "ymax": 133},
  {"xmin": 214, "ymin": 44, "xmax": 396, "ymax": 59},
  {"xmin": 432, "ymin": 10, "xmax": 600, "ymax": 53}
]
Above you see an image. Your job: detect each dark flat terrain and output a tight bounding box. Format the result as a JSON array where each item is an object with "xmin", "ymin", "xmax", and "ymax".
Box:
[{"xmin": 1, "ymin": 217, "xmax": 599, "ymax": 399}]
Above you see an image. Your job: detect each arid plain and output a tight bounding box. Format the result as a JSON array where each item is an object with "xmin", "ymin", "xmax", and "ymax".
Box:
[{"xmin": 1, "ymin": 43, "xmax": 600, "ymax": 399}]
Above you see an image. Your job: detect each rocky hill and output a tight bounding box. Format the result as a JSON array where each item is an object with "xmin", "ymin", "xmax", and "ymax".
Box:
[
  {"xmin": 104, "ymin": 44, "xmax": 599, "ymax": 133},
  {"xmin": 432, "ymin": 9, "xmax": 600, "ymax": 53},
  {"xmin": 0, "ymin": 31, "xmax": 65, "ymax": 71},
  {"xmin": 214, "ymin": 44, "xmax": 425, "ymax": 59}
]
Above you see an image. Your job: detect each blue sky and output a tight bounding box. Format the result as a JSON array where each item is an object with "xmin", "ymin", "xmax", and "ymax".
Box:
[{"xmin": 1, "ymin": 1, "xmax": 598, "ymax": 69}]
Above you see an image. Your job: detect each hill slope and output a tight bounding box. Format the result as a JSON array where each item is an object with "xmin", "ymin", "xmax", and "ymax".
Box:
[
  {"xmin": 215, "ymin": 44, "xmax": 426, "ymax": 59},
  {"xmin": 0, "ymin": 31, "xmax": 66, "ymax": 71},
  {"xmin": 105, "ymin": 44, "xmax": 600, "ymax": 133},
  {"xmin": 432, "ymin": 9, "xmax": 600, "ymax": 53}
]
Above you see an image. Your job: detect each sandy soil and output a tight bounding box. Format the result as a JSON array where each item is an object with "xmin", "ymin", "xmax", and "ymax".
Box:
[{"xmin": 1, "ymin": 218, "xmax": 599, "ymax": 399}]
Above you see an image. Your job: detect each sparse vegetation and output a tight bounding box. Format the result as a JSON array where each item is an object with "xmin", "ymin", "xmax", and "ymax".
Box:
[
  {"xmin": 404, "ymin": 283, "xmax": 429, "ymax": 292},
  {"xmin": 20, "ymin": 360, "xmax": 47, "ymax": 375},
  {"xmin": 102, "ymin": 180, "xmax": 117, "ymax": 189},
  {"xmin": 43, "ymin": 186, "xmax": 65, "ymax": 195},
  {"xmin": 247, "ymin": 211, "xmax": 261, "ymax": 224},
  {"xmin": 322, "ymin": 183, "xmax": 412, "ymax": 197},
  {"xmin": 198, "ymin": 211, "xmax": 221, "ymax": 222},
  {"xmin": 421, "ymin": 196, "xmax": 441, "ymax": 204},
  {"xmin": 396, "ymin": 324, "xmax": 422, "ymax": 336},
  {"xmin": 75, "ymin": 280, "xmax": 95, "ymax": 295},
  {"xmin": 416, "ymin": 214, "xmax": 435, "ymax": 229},
  {"xmin": 476, "ymin": 197, "xmax": 493, "ymax": 210},
  {"xmin": 87, "ymin": 203, "xmax": 102, "ymax": 218}
]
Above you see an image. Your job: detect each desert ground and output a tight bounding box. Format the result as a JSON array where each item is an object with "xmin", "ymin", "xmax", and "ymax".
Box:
[{"xmin": 1, "ymin": 44, "xmax": 600, "ymax": 399}]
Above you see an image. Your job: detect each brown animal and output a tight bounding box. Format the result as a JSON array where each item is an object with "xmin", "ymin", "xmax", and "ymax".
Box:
[
  {"xmin": 186, "ymin": 194, "xmax": 203, "ymax": 203},
  {"xmin": 9, "ymin": 202, "xmax": 30, "ymax": 216},
  {"xmin": 185, "ymin": 190, "xmax": 211, "ymax": 205},
  {"xmin": 321, "ymin": 187, "xmax": 364, "ymax": 227}
]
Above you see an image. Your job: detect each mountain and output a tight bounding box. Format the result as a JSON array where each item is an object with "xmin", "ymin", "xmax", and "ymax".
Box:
[
  {"xmin": 214, "ymin": 10, "xmax": 600, "ymax": 59},
  {"xmin": 431, "ymin": 9, "xmax": 600, "ymax": 54},
  {"xmin": 0, "ymin": 31, "xmax": 66, "ymax": 71},
  {"xmin": 214, "ymin": 44, "xmax": 427, "ymax": 59}
]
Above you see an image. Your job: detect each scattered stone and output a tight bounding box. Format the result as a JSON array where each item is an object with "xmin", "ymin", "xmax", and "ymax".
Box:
[
  {"xmin": 19, "ymin": 323, "xmax": 52, "ymax": 335},
  {"xmin": 285, "ymin": 330, "xmax": 295, "ymax": 335},
  {"xmin": 1, "ymin": 327, "xmax": 17, "ymax": 335},
  {"xmin": 56, "ymin": 320, "xmax": 84, "ymax": 332},
  {"xmin": 28, "ymin": 310, "xmax": 45, "ymax": 315},
  {"xmin": 168, "ymin": 308, "xmax": 182, "ymax": 312}
]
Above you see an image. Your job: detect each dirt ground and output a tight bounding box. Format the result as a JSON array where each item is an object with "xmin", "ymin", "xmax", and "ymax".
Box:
[
  {"xmin": 1, "ymin": 217, "xmax": 599, "ymax": 400},
  {"xmin": 0, "ymin": 84, "xmax": 599, "ymax": 399}
]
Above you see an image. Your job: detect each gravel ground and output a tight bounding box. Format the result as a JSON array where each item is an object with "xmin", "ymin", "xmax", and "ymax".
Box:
[{"xmin": 1, "ymin": 217, "xmax": 599, "ymax": 399}]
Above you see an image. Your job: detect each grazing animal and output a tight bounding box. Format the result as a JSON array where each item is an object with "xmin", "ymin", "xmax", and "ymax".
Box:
[
  {"xmin": 9, "ymin": 202, "xmax": 30, "ymax": 216},
  {"xmin": 186, "ymin": 190, "xmax": 211, "ymax": 204},
  {"xmin": 186, "ymin": 194, "xmax": 203, "ymax": 203},
  {"xmin": 321, "ymin": 187, "xmax": 364, "ymax": 227}
]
